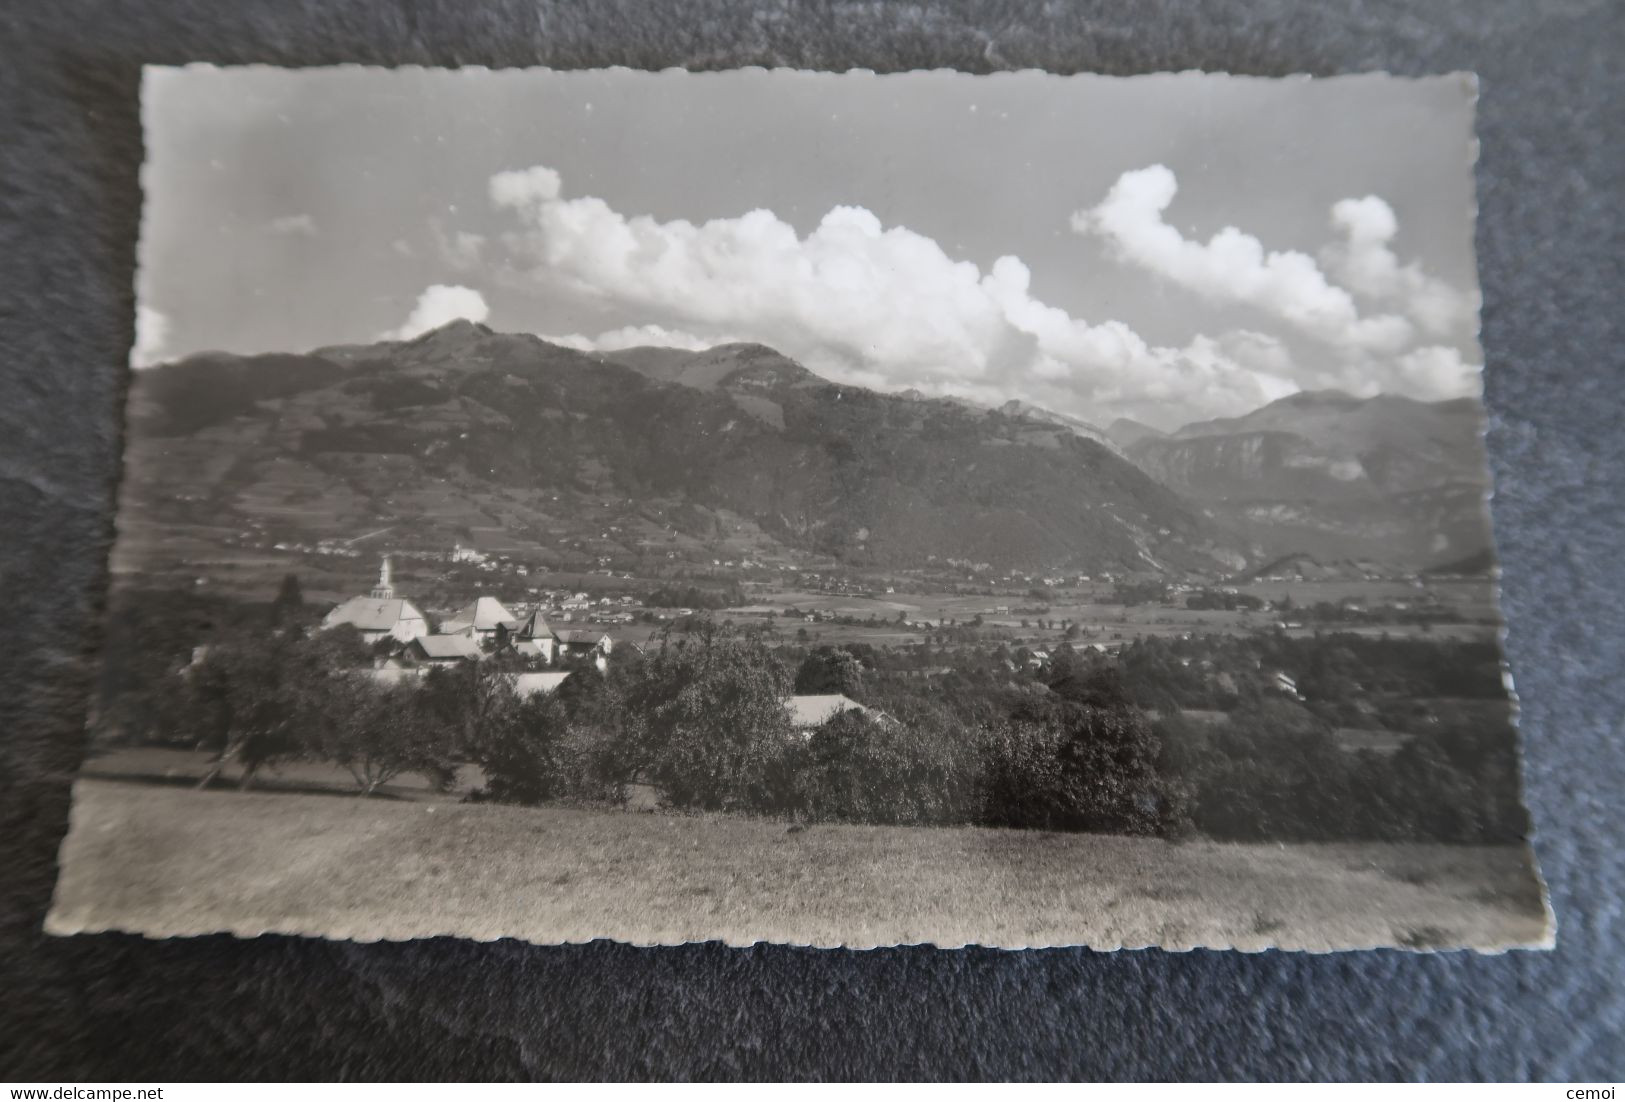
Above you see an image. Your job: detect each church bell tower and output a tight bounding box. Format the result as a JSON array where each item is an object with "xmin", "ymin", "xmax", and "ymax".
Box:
[{"xmin": 370, "ymin": 555, "xmax": 396, "ymax": 600}]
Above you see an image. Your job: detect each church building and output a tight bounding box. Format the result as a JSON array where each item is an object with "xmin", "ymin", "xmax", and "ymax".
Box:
[{"xmin": 320, "ymin": 557, "xmax": 430, "ymax": 645}]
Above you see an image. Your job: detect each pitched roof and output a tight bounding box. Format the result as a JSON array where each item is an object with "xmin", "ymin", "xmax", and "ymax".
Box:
[
  {"xmin": 513, "ymin": 672, "xmax": 572, "ymax": 698},
  {"xmin": 440, "ymin": 596, "xmax": 516, "ymax": 633},
  {"xmin": 786, "ymin": 694, "xmax": 869, "ymax": 728},
  {"xmin": 323, "ymin": 596, "xmax": 425, "ymax": 633},
  {"xmin": 516, "ymin": 608, "xmax": 553, "ymax": 638},
  {"xmin": 411, "ymin": 633, "xmax": 483, "ymax": 660},
  {"xmin": 555, "ymin": 629, "xmax": 610, "ymax": 645}
]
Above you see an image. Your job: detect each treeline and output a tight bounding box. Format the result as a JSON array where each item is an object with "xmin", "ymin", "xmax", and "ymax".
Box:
[
  {"xmin": 1106, "ymin": 632, "xmax": 1507, "ymax": 718},
  {"xmin": 150, "ymin": 620, "xmax": 1183, "ymax": 837},
  {"xmin": 1291, "ymin": 599, "xmax": 1469, "ymax": 627},
  {"xmin": 807, "ymin": 639, "xmax": 1525, "ymax": 845},
  {"xmin": 106, "ymin": 589, "xmax": 1527, "ymax": 847},
  {"xmin": 642, "ymin": 584, "xmax": 744, "ymax": 610},
  {"xmin": 1113, "ymin": 580, "xmax": 1170, "ymax": 606},
  {"xmin": 1154, "ymin": 704, "xmax": 1528, "ymax": 844},
  {"xmin": 1183, "ymin": 589, "xmax": 1265, "ymax": 611}
]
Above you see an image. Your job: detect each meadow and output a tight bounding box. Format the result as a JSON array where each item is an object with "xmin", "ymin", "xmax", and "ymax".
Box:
[{"xmin": 48, "ymin": 775, "xmax": 1550, "ymax": 952}]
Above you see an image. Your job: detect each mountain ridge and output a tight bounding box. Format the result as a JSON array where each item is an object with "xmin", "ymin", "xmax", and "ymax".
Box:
[
  {"xmin": 1119, "ymin": 387, "xmax": 1492, "ymax": 565},
  {"xmin": 126, "ymin": 323, "xmax": 1488, "ymax": 574},
  {"xmin": 121, "ymin": 323, "xmax": 1248, "ymax": 579}
]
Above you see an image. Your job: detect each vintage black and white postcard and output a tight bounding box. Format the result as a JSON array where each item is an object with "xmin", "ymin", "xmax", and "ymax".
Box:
[{"xmin": 48, "ymin": 65, "xmax": 1549, "ymax": 951}]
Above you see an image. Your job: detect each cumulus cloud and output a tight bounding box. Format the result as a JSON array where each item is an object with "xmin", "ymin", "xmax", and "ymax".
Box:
[
  {"xmin": 269, "ymin": 213, "xmax": 317, "ymax": 237},
  {"xmin": 131, "ymin": 305, "xmax": 170, "ymax": 368},
  {"xmin": 549, "ymin": 324, "xmax": 737, "ymax": 353},
  {"xmin": 490, "ymin": 166, "xmax": 562, "ymax": 208},
  {"xmin": 383, "ymin": 284, "xmax": 490, "ymax": 340},
  {"xmin": 482, "ymin": 164, "xmax": 1479, "ymax": 427},
  {"xmin": 1322, "ymin": 196, "xmax": 1476, "ymax": 336},
  {"xmin": 1393, "ymin": 344, "xmax": 1480, "ymax": 398},
  {"xmin": 484, "ymin": 165, "xmax": 1313, "ymax": 426},
  {"xmin": 1075, "ymin": 165, "xmax": 1416, "ymax": 353}
]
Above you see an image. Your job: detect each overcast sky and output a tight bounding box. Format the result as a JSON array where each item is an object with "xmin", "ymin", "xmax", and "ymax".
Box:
[{"xmin": 136, "ymin": 66, "xmax": 1483, "ymax": 429}]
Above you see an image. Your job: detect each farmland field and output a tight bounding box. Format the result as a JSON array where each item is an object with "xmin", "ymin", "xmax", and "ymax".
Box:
[
  {"xmin": 716, "ymin": 577, "xmax": 1502, "ymax": 647},
  {"xmin": 48, "ymin": 777, "xmax": 1550, "ymax": 952}
]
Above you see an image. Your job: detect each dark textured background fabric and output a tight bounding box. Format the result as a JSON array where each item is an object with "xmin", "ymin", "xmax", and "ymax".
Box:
[{"xmin": 2, "ymin": 0, "xmax": 1620, "ymax": 1081}]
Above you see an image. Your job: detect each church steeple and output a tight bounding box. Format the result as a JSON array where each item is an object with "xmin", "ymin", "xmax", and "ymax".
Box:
[{"xmin": 370, "ymin": 555, "xmax": 395, "ymax": 600}]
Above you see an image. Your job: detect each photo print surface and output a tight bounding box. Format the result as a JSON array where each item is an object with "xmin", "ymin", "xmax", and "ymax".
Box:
[{"xmin": 48, "ymin": 66, "xmax": 1549, "ymax": 951}]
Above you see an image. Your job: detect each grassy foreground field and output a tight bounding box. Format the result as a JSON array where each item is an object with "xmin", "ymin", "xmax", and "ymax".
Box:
[{"xmin": 48, "ymin": 779, "xmax": 1550, "ymax": 951}]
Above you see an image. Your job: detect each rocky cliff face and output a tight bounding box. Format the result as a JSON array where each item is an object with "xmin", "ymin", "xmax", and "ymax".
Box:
[{"xmin": 1121, "ymin": 391, "xmax": 1493, "ymax": 567}]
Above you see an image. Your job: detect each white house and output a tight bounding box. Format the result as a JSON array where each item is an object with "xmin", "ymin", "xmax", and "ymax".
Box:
[
  {"xmin": 321, "ymin": 558, "xmax": 429, "ymax": 644},
  {"xmin": 1271, "ymin": 671, "xmax": 1303, "ymax": 700},
  {"xmin": 785, "ymin": 693, "xmax": 871, "ymax": 730},
  {"xmin": 512, "ymin": 608, "xmax": 558, "ymax": 664},
  {"xmin": 440, "ymin": 595, "xmax": 518, "ymax": 638},
  {"xmin": 556, "ymin": 628, "xmax": 613, "ymax": 660}
]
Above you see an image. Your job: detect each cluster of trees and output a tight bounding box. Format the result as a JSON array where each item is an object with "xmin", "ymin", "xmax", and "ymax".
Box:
[
  {"xmin": 1289, "ymin": 599, "xmax": 1469, "ymax": 628},
  {"xmin": 790, "ymin": 637, "xmax": 1525, "ymax": 845},
  {"xmin": 794, "ymin": 646, "xmax": 866, "ymax": 695},
  {"xmin": 1102, "ymin": 632, "xmax": 1508, "ymax": 720},
  {"xmin": 1183, "ymin": 589, "xmax": 1265, "ymax": 612},
  {"xmin": 107, "ymin": 581, "xmax": 1525, "ymax": 847},
  {"xmin": 614, "ymin": 629, "xmax": 1181, "ymax": 833},
  {"xmin": 1113, "ymin": 580, "xmax": 1171, "ymax": 606},
  {"xmin": 176, "ymin": 622, "xmax": 441, "ymax": 794},
  {"xmin": 1154, "ymin": 702, "xmax": 1528, "ymax": 844},
  {"xmin": 155, "ymin": 616, "xmax": 1186, "ymax": 837},
  {"xmin": 642, "ymin": 584, "xmax": 744, "ymax": 610},
  {"xmin": 163, "ymin": 619, "xmax": 629, "ymax": 800}
]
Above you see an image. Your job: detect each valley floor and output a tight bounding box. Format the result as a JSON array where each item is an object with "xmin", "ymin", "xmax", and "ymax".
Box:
[{"xmin": 48, "ymin": 774, "xmax": 1550, "ymax": 953}]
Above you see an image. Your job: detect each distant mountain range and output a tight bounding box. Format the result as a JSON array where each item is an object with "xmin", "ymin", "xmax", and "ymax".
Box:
[
  {"xmin": 590, "ymin": 348, "xmax": 1497, "ymax": 569},
  {"xmin": 1107, "ymin": 390, "xmax": 1493, "ymax": 565},
  {"xmin": 119, "ymin": 322, "xmax": 1250, "ymax": 580},
  {"xmin": 119, "ymin": 323, "xmax": 1493, "ymax": 582}
]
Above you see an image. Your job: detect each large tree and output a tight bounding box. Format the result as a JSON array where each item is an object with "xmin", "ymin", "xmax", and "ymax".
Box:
[
  {"xmin": 270, "ymin": 573, "xmax": 305, "ymax": 624},
  {"xmin": 184, "ymin": 624, "xmax": 367, "ymax": 788},
  {"xmin": 311, "ymin": 678, "xmax": 457, "ymax": 796},
  {"xmin": 793, "ymin": 646, "xmax": 865, "ymax": 696},
  {"xmin": 990, "ymin": 662, "xmax": 1175, "ymax": 835},
  {"xmin": 622, "ymin": 624, "xmax": 794, "ymax": 811}
]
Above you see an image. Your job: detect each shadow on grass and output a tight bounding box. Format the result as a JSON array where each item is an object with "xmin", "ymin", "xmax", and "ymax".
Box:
[{"xmin": 79, "ymin": 768, "xmax": 412, "ymax": 802}]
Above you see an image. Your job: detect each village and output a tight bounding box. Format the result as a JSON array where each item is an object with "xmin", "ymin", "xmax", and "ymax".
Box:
[
  {"xmin": 317, "ymin": 554, "xmax": 884, "ymax": 731},
  {"xmin": 81, "ymin": 531, "xmax": 1530, "ymax": 903},
  {"xmin": 251, "ymin": 538, "xmax": 1511, "ymax": 773}
]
